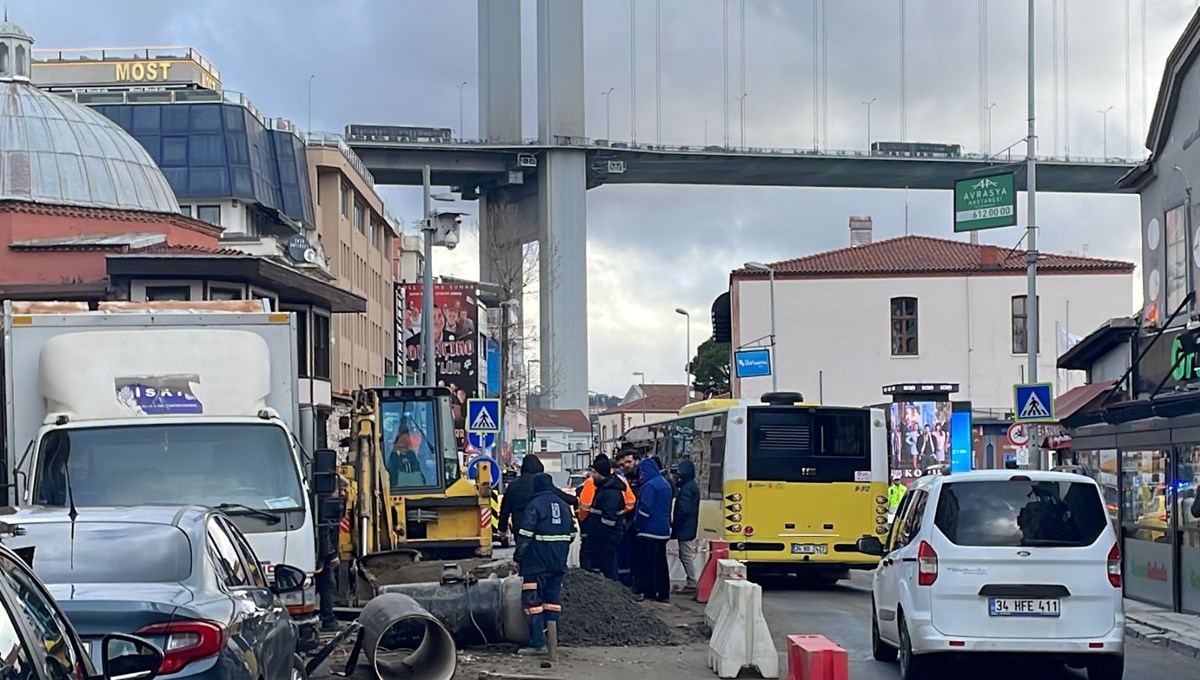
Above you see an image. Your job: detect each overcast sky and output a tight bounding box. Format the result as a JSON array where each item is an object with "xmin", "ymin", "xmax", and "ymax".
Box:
[{"xmin": 18, "ymin": 0, "xmax": 1200, "ymax": 396}]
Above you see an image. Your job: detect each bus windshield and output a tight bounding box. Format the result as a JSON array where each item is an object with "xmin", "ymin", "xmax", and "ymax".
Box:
[
  {"xmin": 746, "ymin": 407, "xmax": 870, "ymax": 483},
  {"xmin": 34, "ymin": 423, "xmax": 304, "ymax": 512}
]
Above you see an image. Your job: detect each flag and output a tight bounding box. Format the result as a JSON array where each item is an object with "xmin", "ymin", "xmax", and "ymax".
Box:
[{"xmin": 1057, "ymin": 323, "xmax": 1084, "ymax": 355}]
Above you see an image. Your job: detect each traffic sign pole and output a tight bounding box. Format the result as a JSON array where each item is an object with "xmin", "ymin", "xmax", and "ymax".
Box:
[{"xmin": 1025, "ymin": 0, "xmax": 1041, "ymax": 470}]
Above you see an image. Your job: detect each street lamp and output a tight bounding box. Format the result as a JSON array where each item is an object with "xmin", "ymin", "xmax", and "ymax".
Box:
[
  {"xmin": 1098, "ymin": 106, "xmax": 1114, "ymax": 159},
  {"xmin": 861, "ymin": 97, "xmax": 876, "ymax": 151},
  {"xmin": 601, "ymin": 87, "xmax": 616, "ymax": 141},
  {"xmin": 419, "ymin": 167, "xmax": 466, "ymax": 387},
  {"xmin": 744, "ymin": 262, "xmax": 778, "ymax": 392},
  {"xmin": 632, "ymin": 371, "xmax": 647, "ymax": 424},
  {"xmin": 306, "ymin": 75, "xmax": 315, "ymax": 137},
  {"xmin": 984, "ymin": 102, "xmax": 997, "ymax": 155},
  {"xmin": 675, "ymin": 308, "xmax": 691, "ymax": 403},
  {"xmin": 457, "ymin": 81, "xmax": 468, "ymax": 140}
]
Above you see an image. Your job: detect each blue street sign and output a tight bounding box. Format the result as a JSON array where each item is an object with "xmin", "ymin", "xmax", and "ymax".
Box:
[
  {"xmin": 467, "ymin": 431, "xmax": 497, "ymax": 450},
  {"xmin": 467, "ymin": 398, "xmax": 501, "ymax": 432},
  {"xmin": 466, "ymin": 453, "xmax": 500, "ymax": 487},
  {"xmin": 1013, "ymin": 382, "xmax": 1055, "ymax": 423},
  {"xmin": 734, "ymin": 348, "xmax": 772, "ymax": 379}
]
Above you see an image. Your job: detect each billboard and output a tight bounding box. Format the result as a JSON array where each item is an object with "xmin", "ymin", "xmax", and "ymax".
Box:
[
  {"xmin": 397, "ymin": 282, "xmax": 480, "ymax": 442},
  {"xmin": 888, "ymin": 400, "xmax": 952, "ymax": 480}
]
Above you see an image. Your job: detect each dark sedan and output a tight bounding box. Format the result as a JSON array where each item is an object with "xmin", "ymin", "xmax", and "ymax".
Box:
[{"xmin": 5, "ymin": 506, "xmax": 307, "ymax": 680}]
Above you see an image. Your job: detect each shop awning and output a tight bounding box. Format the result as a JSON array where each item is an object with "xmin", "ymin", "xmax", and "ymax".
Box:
[{"xmin": 1054, "ymin": 380, "xmax": 1116, "ymax": 423}]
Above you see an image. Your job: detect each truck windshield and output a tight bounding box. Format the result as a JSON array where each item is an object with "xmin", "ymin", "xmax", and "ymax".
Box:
[{"xmin": 33, "ymin": 423, "xmax": 304, "ymax": 513}]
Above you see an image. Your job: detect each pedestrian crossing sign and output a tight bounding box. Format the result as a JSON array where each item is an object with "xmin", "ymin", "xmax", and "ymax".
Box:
[
  {"xmin": 1013, "ymin": 382, "xmax": 1055, "ymax": 423},
  {"xmin": 467, "ymin": 398, "xmax": 501, "ymax": 432}
]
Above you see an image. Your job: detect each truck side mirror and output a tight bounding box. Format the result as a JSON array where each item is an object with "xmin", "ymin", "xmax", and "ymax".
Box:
[{"xmin": 312, "ymin": 449, "xmax": 338, "ymax": 496}]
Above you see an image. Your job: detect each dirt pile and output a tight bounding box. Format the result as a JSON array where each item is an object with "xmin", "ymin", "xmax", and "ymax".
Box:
[{"xmin": 558, "ymin": 569, "xmax": 675, "ymax": 647}]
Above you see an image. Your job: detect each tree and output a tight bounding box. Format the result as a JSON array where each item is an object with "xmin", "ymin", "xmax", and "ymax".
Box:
[{"xmin": 689, "ymin": 338, "xmax": 731, "ymax": 398}]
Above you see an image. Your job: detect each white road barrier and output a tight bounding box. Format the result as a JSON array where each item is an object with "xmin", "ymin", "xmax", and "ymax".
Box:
[
  {"xmin": 707, "ymin": 579, "xmax": 778, "ymax": 678},
  {"xmin": 704, "ymin": 559, "xmax": 748, "ymax": 627}
]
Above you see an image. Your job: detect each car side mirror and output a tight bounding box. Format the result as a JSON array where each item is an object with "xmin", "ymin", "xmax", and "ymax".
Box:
[
  {"xmin": 271, "ymin": 564, "xmax": 306, "ymax": 594},
  {"xmin": 856, "ymin": 536, "xmax": 885, "ymax": 557},
  {"xmin": 101, "ymin": 633, "xmax": 163, "ymax": 680}
]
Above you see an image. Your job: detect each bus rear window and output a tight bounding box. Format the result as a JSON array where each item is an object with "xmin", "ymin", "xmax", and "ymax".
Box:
[
  {"xmin": 933, "ymin": 479, "xmax": 1108, "ymax": 547},
  {"xmin": 747, "ymin": 408, "xmax": 870, "ymax": 483}
]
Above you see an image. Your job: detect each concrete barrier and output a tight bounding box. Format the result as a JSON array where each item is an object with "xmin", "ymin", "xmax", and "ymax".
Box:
[
  {"xmin": 707, "ymin": 580, "xmax": 778, "ymax": 678},
  {"xmin": 785, "ymin": 635, "xmax": 848, "ymax": 680},
  {"xmin": 567, "ymin": 533, "xmax": 581, "ymax": 569},
  {"xmin": 704, "ymin": 559, "xmax": 748, "ymax": 627},
  {"xmin": 696, "ymin": 540, "xmax": 730, "ymax": 603}
]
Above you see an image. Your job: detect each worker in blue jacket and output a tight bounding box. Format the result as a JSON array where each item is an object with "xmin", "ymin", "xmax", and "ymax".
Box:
[
  {"xmin": 514, "ymin": 473, "xmax": 575, "ymax": 656},
  {"xmin": 631, "ymin": 456, "xmax": 672, "ymax": 602}
]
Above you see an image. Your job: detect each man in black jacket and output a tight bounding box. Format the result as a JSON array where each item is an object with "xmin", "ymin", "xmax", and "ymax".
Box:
[
  {"xmin": 582, "ymin": 457, "xmax": 627, "ymax": 581},
  {"xmin": 514, "ymin": 473, "xmax": 575, "ymax": 656},
  {"xmin": 671, "ymin": 459, "xmax": 701, "ymax": 594},
  {"xmin": 498, "ymin": 454, "xmax": 578, "ymax": 541}
]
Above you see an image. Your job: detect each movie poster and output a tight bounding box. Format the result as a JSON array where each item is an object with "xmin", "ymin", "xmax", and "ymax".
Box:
[
  {"xmin": 397, "ymin": 282, "xmax": 480, "ymax": 442},
  {"xmin": 887, "ymin": 400, "xmax": 952, "ymax": 480}
]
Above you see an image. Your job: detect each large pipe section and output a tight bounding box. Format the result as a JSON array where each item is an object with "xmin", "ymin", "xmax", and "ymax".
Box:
[
  {"xmin": 378, "ymin": 575, "xmax": 529, "ymax": 646},
  {"xmin": 358, "ymin": 592, "xmax": 457, "ymax": 680}
]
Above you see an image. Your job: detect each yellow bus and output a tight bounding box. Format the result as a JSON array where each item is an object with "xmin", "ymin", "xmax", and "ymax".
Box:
[{"xmin": 622, "ymin": 391, "xmax": 889, "ymax": 582}]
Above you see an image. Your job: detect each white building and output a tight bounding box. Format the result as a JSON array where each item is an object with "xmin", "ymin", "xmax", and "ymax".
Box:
[
  {"xmin": 596, "ymin": 384, "xmax": 690, "ymax": 456},
  {"xmin": 730, "ymin": 224, "xmax": 1135, "ymax": 411},
  {"xmin": 529, "ymin": 409, "xmax": 593, "ymax": 479}
]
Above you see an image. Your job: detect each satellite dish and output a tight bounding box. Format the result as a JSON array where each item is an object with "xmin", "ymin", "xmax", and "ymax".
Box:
[{"xmin": 286, "ymin": 235, "xmax": 311, "ymax": 264}]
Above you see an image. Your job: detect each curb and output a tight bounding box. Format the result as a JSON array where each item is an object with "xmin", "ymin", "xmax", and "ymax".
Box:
[{"xmin": 1125, "ymin": 619, "xmax": 1200, "ymax": 661}]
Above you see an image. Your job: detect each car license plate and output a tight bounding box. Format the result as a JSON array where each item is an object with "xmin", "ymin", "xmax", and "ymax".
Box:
[
  {"xmin": 988, "ymin": 598, "xmax": 1061, "ymax": 617},
  {"xmin": 791, "ymin": 543, "xmax": 827, "ymax": 555}
]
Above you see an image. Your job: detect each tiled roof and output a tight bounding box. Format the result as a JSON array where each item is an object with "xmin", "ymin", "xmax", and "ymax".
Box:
[
  {"xmin": 530, "ymin": 409, "xmax": 593, "ymax": 433},
  {"xmin": 1054, "ymin": 380, "xmax": 1116, "ymax": 422},
  {"xmin": 642, "ymin": 384, "xmax": 688, "ymax": 398},
  {"xmin": 603, "ymin": 393, "xmax": 690, "ymax": 415},
  {"xmin": 732, "ymin": 235, "xmax": 1135, "ymax": 279},
  {"xmin": 0, "ymin": 199, "xmax": 222, "ymax": 237}
]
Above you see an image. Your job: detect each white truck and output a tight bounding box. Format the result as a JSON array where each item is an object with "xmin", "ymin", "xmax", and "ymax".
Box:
[{"xmin": 0, "ymin": 299, "xmax": 323, "ymax": 650}]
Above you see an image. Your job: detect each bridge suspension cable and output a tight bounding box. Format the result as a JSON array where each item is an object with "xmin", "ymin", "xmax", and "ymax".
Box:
[
  {"xmin": 724, "ymin": 0, "xmax": 730, "ymax": 147},
  {"xmin": 900, "ymin": 0, "xmax": 907, "ymax": 142},
  {"xmin": 1125, "ymin": 0, "xmax": 1132, "ymax": 159},
  {"xmin": 630, "ymin": 0, "xmax": 637, "ymax": 144}
]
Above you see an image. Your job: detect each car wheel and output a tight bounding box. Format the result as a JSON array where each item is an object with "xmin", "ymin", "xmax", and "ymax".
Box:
[
  {"xmin": 897, "ymin": 614, "xmax": 933, "ymax": 680},
  {"xmin": 292, "ymin": 654, "xmax": 308, "ymax": 680},
  {"xmin": 870, "ymin": 600, "xmax": 897, "ymax": 662},
  {"xmin": 1086, "ymin": 655, "xmax": 1124, "ymax": 680}
]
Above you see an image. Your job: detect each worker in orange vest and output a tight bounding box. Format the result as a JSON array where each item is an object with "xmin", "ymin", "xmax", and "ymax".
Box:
[{"xmin": 577, "ymin": 453, "xmax": 635, "ymax": 571}]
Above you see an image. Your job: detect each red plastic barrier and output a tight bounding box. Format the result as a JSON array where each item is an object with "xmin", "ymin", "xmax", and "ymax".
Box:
[
  {"xmin": 695, "ymin": 540, "xmax": 730, "ymax": 603},
  {"xmin": 786, "ymin": 635, "xmax": 848, "ymax": 680}
]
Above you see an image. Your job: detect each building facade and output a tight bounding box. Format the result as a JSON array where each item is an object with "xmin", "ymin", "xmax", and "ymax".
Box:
[
  {"xmin": 529, "ymin": 409, "xmax": 593, "ymax": 481},
  {"xmin": 596, "ymin": 384, "xmax": 690, "ymax": 456},
  {"xmin": 729, "ymin": 227, "xmax": 1135, "ymax": 411}
]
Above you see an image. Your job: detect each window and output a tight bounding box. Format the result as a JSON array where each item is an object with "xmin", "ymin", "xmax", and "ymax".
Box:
[
  {"xmin": 0, "ymin": 44, "xmax": 8, "ymax": 75},
  {"xmin": 1166, "ymin": 204, "xmax": 1189, "ymax": 313},
  {"xmin": 218, "ymin": 517, "xmax": 268, "ymax": 589},
  {"xmin": 312, "ymin": 312, "xmax": 331, "ymax": 380},
  {"xmin": 0, "ymin": 595, "xmax": 36, "ymax": 680},
  {"xmin": 935, "ymin": 479, "xmax": 1107, "ymax": 547},
  {"xmin": 207, "ymin": 518, "xmax": 249, "ymax": 587},
  {"xmin": 0, "ymin": 552, "xmax": 83, "ymax": 680},
  {"xmin": 6, "ymin": 523, "xmax": 192, "ymax": 584},
  {"xmin": 208, "ymin": 285, "xmax": 243, "ymax": 301},
  {"xmin": 1011, "ymin": 295, "xmax": 1041, "ymax": 354},
  {"xmin": 340, "ymin": 183, "xmax": 350, "ymax": 217},
  {"xmin": 291, "ymin": 307, "xmax": 310, "ymax": 377},
  {"xmin": 354, "ymin": 201, "xmax": 365, "ymax": 233},
  {"xmin": 889, "ymin": 297, "xmax": 918, "ymax": 356},
  {"xmin": 180, "ymin": 205, "xmax": 192, "ymax": 217},
  {"xmin": 370, "ymin": 220, "xmax": 381, "ymax": 249},
  {"xmin": 197, "ymin": 205, "xmax": 221, "ymax": 226},
  {"xmin": 145, "ymin": 285, "xmax": 191, "ymax": 302},
  {"xmin": 13, "ymin": 45, "xmax": 23, "ymax": 77}
]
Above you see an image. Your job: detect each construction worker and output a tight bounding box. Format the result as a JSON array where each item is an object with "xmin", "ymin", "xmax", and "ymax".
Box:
[
  {"xmin": 578, "ymin": 453, "xmax": 634, "ymax": 571},
  {"xmin": 615, "ymin": 448, "xmax": 640, "ymax": 587},
  {"xmin": 887, "ymin": 478, "xmax": 907, "ymax": 516},
  {"xmin": 514, "ymin": 473, "xmax": 575, "ymax": 656},
  {"xmin": 499, "ymin": 454, "xmax": 578, "ymax": 542},
  {"xmin": 632, "ymin": 456, "xmax": 672, "ymax": 602},
  {"xmin": 582, "ymin": 456, "xmax": 627, "ymax": 580}
]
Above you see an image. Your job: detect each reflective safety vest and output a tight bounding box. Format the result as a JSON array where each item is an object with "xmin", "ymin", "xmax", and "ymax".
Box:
[
  {"xmin": 887, "ymin": 483, "xmax": 906, "ymax": 512},
  {"xmin": 578, "ymin": 475, "xmax": 635, "ymax": 520}
]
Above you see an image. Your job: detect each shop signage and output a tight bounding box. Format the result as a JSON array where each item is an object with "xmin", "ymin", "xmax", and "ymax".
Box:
[{"xmin": 1134, "ymin": 326, "xmax": 1200, "ymax": 396}]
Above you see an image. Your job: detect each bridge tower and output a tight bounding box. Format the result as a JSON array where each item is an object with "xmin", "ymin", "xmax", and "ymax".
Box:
[{"xmin": 477, "ymin": 0, "xmax": 589, "ymax": 414}]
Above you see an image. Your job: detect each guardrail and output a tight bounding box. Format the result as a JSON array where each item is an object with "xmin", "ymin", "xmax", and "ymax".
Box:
[
  {"xmin": 305, "ymin": 131, "xmax": 377, "ymax": 189},
  {"xmin": 32, "ymin": 46, "xmax": 221, "ymax": 82}
]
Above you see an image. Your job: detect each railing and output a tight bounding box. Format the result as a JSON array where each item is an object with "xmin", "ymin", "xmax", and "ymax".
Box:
[
  {"xmin": 31, "ymin": 46, "xmax": 221, "ymax": 82},
  {"xmin": 305, "ymin": 131, "xmax": 376, "ymax": 187}
]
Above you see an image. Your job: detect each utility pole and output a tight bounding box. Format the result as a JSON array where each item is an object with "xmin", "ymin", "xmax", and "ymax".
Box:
[
  {"xmin": 421, "ymin": 165, "xmax": 435, "ymax": 387},
  {"xmin": 1025, "ymin": 0, "xmax": 1041, "ymax": 470}
]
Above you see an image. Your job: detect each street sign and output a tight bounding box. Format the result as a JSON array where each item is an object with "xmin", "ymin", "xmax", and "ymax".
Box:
[
  {"xmin": 466, "ymin": 453, "xmax": 500, "ymax": 487},
  {"xmin": 1015, "ymin": 447, "xmax": 1030, "ymax": 466},
  {"xmin": 1006, "ymin": 422, "xmax": 1030, "ymax": 447},
  {"xmin": 467, "ymin": 399, "xmax": 501, "ymax": 432},
  {"xmin": 1013, "ymin": 382, "xmax": 1055, "ymax": 423},
  {"xmin": 512, "ymin": 439, "xmax": 527, "ymax": 454},
  {"xmin": 468, "ymin": 432, "xmax": 497, "ymax": 450},
  {"xmin": 734, "ymin": 348, "xmax": 772, "ymax": 378},
  {"xmin": 954, "ymin": 171, "xmax": 1017, "ymax": 232}
]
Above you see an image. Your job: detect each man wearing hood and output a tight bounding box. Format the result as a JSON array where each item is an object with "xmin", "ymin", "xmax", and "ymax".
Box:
[
  {"xmin": 498, "ymin": 454, "xmax": 578, "ymax": 542},
  {"xmin": 631, "ymin": 457, "xmax": 673, "ymax": 602},
  {"xmin": 514, "ymin": 473, "xmax": 574, "ymax": 656},
  {"xmin": 582, "ymin": 457, "xmax": 628, "ymax": 580},
  {"xmin": 671, "ymin": 459, "xmax": 701, "ymax": 594}
]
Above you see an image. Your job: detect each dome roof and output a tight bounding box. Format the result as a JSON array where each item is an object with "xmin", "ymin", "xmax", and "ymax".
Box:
[{"xmin": 0, "ymin": 83, "xmax": 181, "ymax": 214}]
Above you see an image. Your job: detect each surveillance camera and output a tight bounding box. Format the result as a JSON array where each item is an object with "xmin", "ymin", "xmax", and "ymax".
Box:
[{"xmin": 446, "ymin": 240, "xmax": 457, "ymax": 251}]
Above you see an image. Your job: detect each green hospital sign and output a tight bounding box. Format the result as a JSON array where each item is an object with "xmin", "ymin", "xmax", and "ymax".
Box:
[{"xmin": 954, "ymin": 172, "xmax": 1017, "ymax": 232}]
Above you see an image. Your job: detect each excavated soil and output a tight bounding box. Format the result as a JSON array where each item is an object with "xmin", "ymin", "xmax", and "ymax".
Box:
[{"xmin": 558, "ymin": 569, "xmax": 678, "ymax": 647}]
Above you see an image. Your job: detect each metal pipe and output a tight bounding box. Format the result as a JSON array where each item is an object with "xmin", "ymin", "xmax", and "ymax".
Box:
[{"xmin": 359, "ymin": 592, "xmax": 457, "ymax": 680}]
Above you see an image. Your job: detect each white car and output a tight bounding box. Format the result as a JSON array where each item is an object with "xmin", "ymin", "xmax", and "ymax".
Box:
[{"xmin": 857, "ymin": 469, "xmax": 1124, "ymax": 680}]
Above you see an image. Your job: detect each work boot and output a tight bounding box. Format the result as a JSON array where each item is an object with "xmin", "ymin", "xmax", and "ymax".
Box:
[
  {"xmin": 517, "ymin": 646, "xmax": 548, "ymax": 657},
  {"xmin": 321, "ymin": 619, "xmax": 345, "ymax": 633}
]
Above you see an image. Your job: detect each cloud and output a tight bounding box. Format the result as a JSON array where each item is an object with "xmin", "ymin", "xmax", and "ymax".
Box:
[{"xmin": 14, "ymin": 0, "xmax": 1192, "ymax": 396}]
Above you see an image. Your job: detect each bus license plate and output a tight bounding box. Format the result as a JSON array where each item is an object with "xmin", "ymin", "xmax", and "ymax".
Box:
[
  {"xmin": 791, "ymin": 543, "xmax": 827, "ymax": 555},
  {"xmin": 988, "ymin": 598, "xmax": 1060, "ymax": 617}
]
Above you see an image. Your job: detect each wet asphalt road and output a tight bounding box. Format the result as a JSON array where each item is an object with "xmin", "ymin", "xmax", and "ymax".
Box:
[{"xmin": 759, "ymin": 571, "xmax": 1200, "ymax": 680}]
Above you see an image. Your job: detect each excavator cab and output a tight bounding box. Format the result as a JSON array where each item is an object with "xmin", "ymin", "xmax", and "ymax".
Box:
[{"xmin": 333, "ymin": 386, "xmax": 495, "ymax": 605}]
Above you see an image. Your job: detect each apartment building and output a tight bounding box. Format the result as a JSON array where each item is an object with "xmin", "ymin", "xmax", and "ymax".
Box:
[{"xmin": 307, "ymin": 134, "xmax": 400, "ymax": 395}]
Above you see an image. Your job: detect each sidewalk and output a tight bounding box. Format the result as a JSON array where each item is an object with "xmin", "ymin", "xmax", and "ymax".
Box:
[{"xmin": 1124, "ymin": 599, "xmax": 1200, "ymax": 660}]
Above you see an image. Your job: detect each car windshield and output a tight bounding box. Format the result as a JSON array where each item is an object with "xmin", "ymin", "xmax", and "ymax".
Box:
[
  {"xmin": 933, "ymin": 479, "xmax": 1108, "ymax": 547},
  {"xmin": 6, "ymin": 522, "xmax": 193, "ymax": 584},
  {"xmin": 33, "ymin": 423, "xmax": 304, "ymax": 513}
]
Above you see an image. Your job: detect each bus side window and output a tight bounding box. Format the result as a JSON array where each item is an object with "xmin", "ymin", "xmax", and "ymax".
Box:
[{"xmin": 708, "ymin": 435, "xmax": 726, "ymax": 498}]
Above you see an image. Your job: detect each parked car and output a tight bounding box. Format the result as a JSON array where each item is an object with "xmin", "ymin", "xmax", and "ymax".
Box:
[
  {"xmin": 858, "ymin": 470, "xmax": 1124, "ymax": 680},
  {"xmin": 0, "ymin": 531, "xmax": 163, "ymax": 680},
  {"xmin": 4, "ymin": 506, "xmax": 308, "ymax": 680}
]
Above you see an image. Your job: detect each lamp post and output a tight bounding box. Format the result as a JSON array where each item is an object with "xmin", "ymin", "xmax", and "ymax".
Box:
[
  {"xmin": 633, "ymin": 371, "xmax": 647, "ymax": 425},
  {"xmin": 418, "ymin": 168, "xmax": 463, "ymax": 387},
  {"xmin": 306, "ymin": 75, "xmax": 315, "ymax": 136},
  {"xmin": 457, "ymin": 81, "xmax": 468, "ymax": 140},
  {"xmin": 602, "ymin": 87, "xmax": 615, "ymax": 140},
  {"xmin": 744, "ymin": 262, "xmax": 778, "ymax": 392},
  {"xmin": 675, "ymin": 308, "xmax": 691, "ymax": 402},
  {"xmin": 861, "ymin": 97, "xmax": 876, "ymax": 150},
  {"xmin": 1098, "ymin": 105, "xmax": 1113, "ymax": 159}
]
